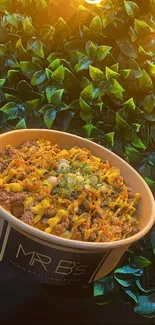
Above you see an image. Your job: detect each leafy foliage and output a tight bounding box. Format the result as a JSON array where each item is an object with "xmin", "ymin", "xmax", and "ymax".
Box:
[{"xmin": 0, "ymin": 0, "xmax": 155, "ymax": 318}]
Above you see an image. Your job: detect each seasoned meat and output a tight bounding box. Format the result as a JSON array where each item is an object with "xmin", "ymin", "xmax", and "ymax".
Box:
[
  {"xmin": 20, "ymin": 211, "xmax": 34, "ymax": 226},
  {"xmin": 11, "ymin": 204, "xmax": 24, "ymax": 218},
  {"xmin": 54, "ymin": 219, "xmax": 70, "ymax": 234},
  {"xmin": 0, "ymin": 190, "xmax": 11, "ymax": 210},
  {"xmin": 10, "ymin": 192, "xmax": 26, "ymax": 204},
  {"xmin": 45, "ymin": 207, "xmax": 57, "ymax": 218}
]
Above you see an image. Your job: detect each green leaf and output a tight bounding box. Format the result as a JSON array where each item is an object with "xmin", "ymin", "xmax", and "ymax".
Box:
[
  {"xmin": 143, "ymin": 93, "xmax": 155, "ymax": 113},
  {"xmin": 94, "ymin": 276, "xmax": 115, "ymax": 297},
  {"xmin": 52, "ymin": 65, "xmax": 64, "ymax": 82},
  {"xmin": 108, "ymin": 79, "xmax": 125, "ymax": 100},
  {"xmin": 83, "ymin": 124, "xmax": 96, "ymax": 137},
  {"xmin": 6, "ymin": 55, "xmax": 20, "ymax": 69},
  {"xmin": 27, "ymin": 39, "xmax": 44, "ymax": 58},
  {"xmin": 46, "ymin": 88, "xmax": 64, "ymax": 106},
  {"xmin": 7, "ymin": 69, "xmax": 21, "ymax": 79},
  {"xmin": 75, "ymin": 56, "xmax": 92, "ymax": 73},
  {"xmin": 0, "ymin": 79, "xmax": 5, "ymax": 87},
  {"xmin": 116, "ymin": 112, "xmax": 129, "ymax": 128},
  {"xmin": 134, "ymin": 294, "xmax": 155, "ymax": 317},
  {"xmin": 77, "ymin": 4, "xmax": 90, "ymax": 22},
  {"xmin": 97, "ymin": 46, "xmax": 112, "ymax": 62},
  {"xmin": 23, "ymin": 99, "xmax": 40, "ymax": 116},
  {"xmin": 104, "ymin": 132, "xmax": 115, "ymax": 146},
  {"xmin": 44, "ymin": 109, "xmax": 56, "ymax": 129},
  {"xmin": 125, "ymin": 147, "xmax": 141, "ymax": 163},
  {"xmin": 139, "ymin": 69, "xmax": 153, "ymax": 89},
  {"xmin": 116, "ymin": 37, "xmax": 137, "ymax": 58},
  {"xmin": 147, "ymin": 61, "xmax": 155, "ymax": 77},
  {"xmin": 79, "ymin": 96, "xmax": 91, "ymax": 111},
  {"xmin": 89, "ymin": 65, "xmax": 104, "ymax": 81},
  {"xmin": 40, "ymin": 25, "xmax": 55, "ymax": 41},
  {"xmin": 45, "ymin": 68, "xmax": 53, "ymax": 80},
  {"xmin": 20, "ymin": 61, "xmax": 41, "ymax": 79},
  {"xmin": 125, "ymin": 290, "xmax": 138, "ymax": 303},
  {"xmin": 110, "ymin": 63, "xmax": 119, "ymax": 72},
  {"xmin": 134, "ymin": 19, "xmax": 151, "ymax": 36},
  {"xmin": 131, "ymin": 132, "xmax": 146, "ymax": 150},
  {"xmin": 114, "ymin": 276, "xmax": 131, "ymax": 287},
  {"xmin": 120, "ymin": 69, "xmax": 131, "ymax": 78},
  {"xmin": 31, "ymin": 70, "xmax": 46, "ymax": 86},
  {"xmin": 133, "ymin": 256, "xmax": 152, "ymax": 268},
  {"xmin": 55, "ymin": 17, "xmax": 70, "ymax": 39},
  {"xmin": 0, "ymin": 102, "xmax": 18, "ymax": 116},
  {"xmin": 81, "ymin": 83, "xmax": 94, "ymax": 101},
  {"xmin": 106, "ymin": 67, "xmax": 119, "ymax": 80},
  {"xmin": 64, "ymin": 68, "xmax": 78, "ymax": 93},
  {"xmin": 15, "ymin": 119, "xmax": 27, "ymax": 129},
  {"xmin": 36, "ymin": 0, "xmax": 47, "ymax": 10},
  {"xmin": 124, "ymin": 1, "xmax": 139, "ymax": 18},
  {"xmin": 86, "ymin": 41, "xmax": 97, "ymax": 58},
  {"xmin": 49, "ymin": 58, "xmax": 61, "ymax": 71},
  {"xmin": 145, "ymin": 178, "xmax": 155, "ymax": 191},
  {"xmin": 148, "ymin": 153, "xmax": 155, "ymax": 166},
  {"xmin": 124, "ymin": 98, "xmax": 135, "ymax": 110},
  {"xmin": 23, "ymin": 17, "xmax": 34, "ymax": 35},
  {"xmin": 114, "ymin": 265, "xmax": 143, "ymax": 276},
  {"xmin": 139, "ymin": 46, "xmax": 153, "ymax": 58},
  {"xmin": 90, "ymin": 16, "xmax": 102, "ymax": 34},
  {"xmin": 5, "ymin": 93, "xmax": 20, "ymax": 103},
  {"xmin": 0, "ymin": 44, "xmax": 7, "ymax": 57},
  {"xmin": 16, "ymin": 38, "xmax": 26, "ymax": 52}
]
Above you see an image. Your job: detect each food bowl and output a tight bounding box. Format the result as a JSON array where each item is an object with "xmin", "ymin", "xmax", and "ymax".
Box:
[{"xmin": 0, "ymin": 129, "xmax": 154, "ymax": 286}]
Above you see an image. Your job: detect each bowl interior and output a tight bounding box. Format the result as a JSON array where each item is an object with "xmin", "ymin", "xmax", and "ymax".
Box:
[{"xmin": 0, "ymin": 129, "xmax": 154, "ymax": 250}]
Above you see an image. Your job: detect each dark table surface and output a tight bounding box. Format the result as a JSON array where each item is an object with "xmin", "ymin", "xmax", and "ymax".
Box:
[{"xmin": 0, "ymin": 263, "xmax": 153, "ymax": 325}]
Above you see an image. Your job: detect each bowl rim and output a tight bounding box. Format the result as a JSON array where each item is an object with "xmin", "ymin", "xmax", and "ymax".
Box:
[{"xmin": 0, "ymin": 129, "xmax": 154, "ymax": 251}]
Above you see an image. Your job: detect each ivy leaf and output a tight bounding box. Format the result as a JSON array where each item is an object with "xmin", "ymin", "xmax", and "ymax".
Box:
[
  {"xmin": 104, "ymin": 132, "xmax": 115, "ymax": 146},
  {"xmin": 44, "ymin": 109, "xmax": 57, "ymax": 128},
  {"xmin": 97, "ymin": 46, "xmax": 112, "ymax": 62},
  {"xmin": 83, "ymin": 124, "xmax": 96, "ymax": 137},
  {"xmin": 89, "ymin": 65, "xmax": 104, "ymax": 81},
  {"xmin": 134, "ymin": 294, "xmax": 155, "ymax": 317},
  {"xmin": 75, "ymin": 56, "xmax": 92, "ymax": 73},
  {"xmin": 108, "ymin": 79, "xmax": 125, "ymax": 100},
  {"xmin": 77, "ymin": 4, "xmax": 90, "ymax": 22},
  {"xmin": 0, "ymin": 102, "xmax": 18, "ymax": 116},
  {"xmin": 148, "ymin": 153, "xmax": 155, "ymax": 166},
  {"xmin": 55, "ymin": 17, "xmax": 70, "ymax": 40},
  {"xmin": 134, "ymin": 19, "xmax": 151, "ymax": 36},
  {"xmin": 52, "ymin": 65, "xmax": 64, "ymax": 82},
  {"xmin": 20, "ymin": 61, "xmax": 41, "ymax": 79},
  {"xmin": 23, "ymin": 17, "xmax": 34, "ymax": 35},
  {"xmin": 124, "ymin": 1, "xmax": 139, "ymax": 18},
  {"xmin": 116, "ymin": 37, "xmax": 137, "ymax": 58},
  {"xmin": 27, "ymin": 39, "xmax": 44, "ymax": 58},
  {"xmin": 90, "ymin": 16, "xmax": 102, "ymax": 34},
  {"xmin": 0, "ymin": 44, "xmax": 7, "ymax": 57},
  {"xmin": 81, "ymin": 83, "xmax": 94, "ymax": 101},
  {"xmin": 143, "ymin": 93, "xmax": 155, "ymax": 113},
  {"xmin": 139, "ymin": 69, "xmax": 153, "ymax": 89},
  {"xmin": 36, "ymin": 0, "xmax": 47, "ymax": 10},
  {"xmin": 106, "ymin": 67, "xmax": 119, "ymax": 80},
  {"xmin": 64, "ymin": 68, "xmax": 78, "ymax": 93},
  {"xmin": 45, "ymin": 68, "xmax": 53, "ymax": 80},
  {"xmin": 31, "ymin": 70, "xmax": 46, "ymax": 86},
  {"xmin": 124, "ymin": 98, "xmax": 135, "ymax": 110},
  {"xmin": 15, "ymin": 119, "xmax": 27, "ymax": 129},
  {"xmin": 23, "ymin": 99, "xmax": 40, "ymax": 116},
  {"xmin": 116, "ymin": 112, "xmax": 129, "ymax": 128}
]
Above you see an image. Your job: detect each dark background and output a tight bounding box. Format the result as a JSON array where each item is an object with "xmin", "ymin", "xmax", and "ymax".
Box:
[{"xmin": 0, "ymin": 263, "xmax": 154, "ymax": 325}]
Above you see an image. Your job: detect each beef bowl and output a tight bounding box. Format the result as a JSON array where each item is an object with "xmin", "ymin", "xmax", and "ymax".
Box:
[{"xmin": 0, "ymin": 129, "xmax": 154, "ymax": 286}]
